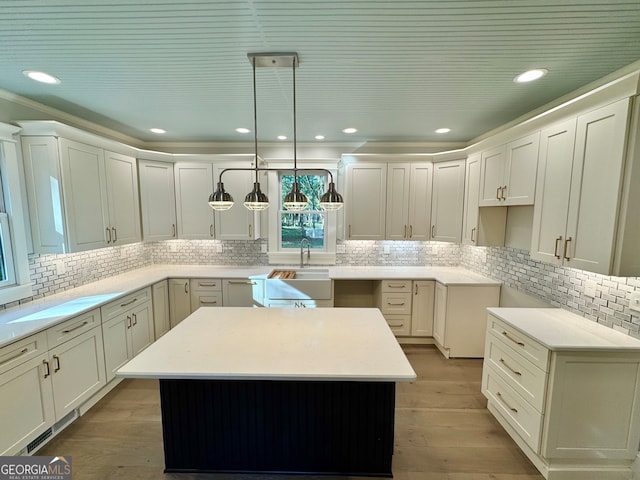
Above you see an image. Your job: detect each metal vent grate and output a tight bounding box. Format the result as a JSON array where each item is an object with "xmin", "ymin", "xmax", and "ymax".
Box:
[{"xmin": 26, "ymin": 428, "xmax": 52, "ymax": 453}]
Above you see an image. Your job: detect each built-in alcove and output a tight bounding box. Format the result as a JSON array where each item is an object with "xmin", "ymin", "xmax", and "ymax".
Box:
[{"xmin": 333, "ymin": 280, "xmax": 378, "ymax": 307}]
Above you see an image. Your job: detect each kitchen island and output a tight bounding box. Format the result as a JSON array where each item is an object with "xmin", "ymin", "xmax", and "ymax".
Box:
[{"xmin": 117, "ymin": 307, "xmax": 416, "ymax": 476}]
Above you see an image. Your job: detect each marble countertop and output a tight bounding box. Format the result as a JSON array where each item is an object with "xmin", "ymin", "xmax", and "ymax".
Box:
[
  {"xmin": 488, "ymin": 307, "xmax": 640, "ymax": 351},
  {"xmin": 117, "ymin": 307, "xmax": 417, "ymax": 382},
  {"xmin": 0, "ymin": 264, "xmax": 498, "ymax": 348}
]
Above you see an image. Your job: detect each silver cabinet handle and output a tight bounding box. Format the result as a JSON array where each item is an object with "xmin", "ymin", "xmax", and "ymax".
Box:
[
  {"xmin": 184, "ymin": 282, "xmax": 189, "ymax": 294},
  {"xmin": 198, "ymin": 282, "xmax": 217, "ymax": 287},
  {"xmin": 43, "ymin": 359, "xmax": 51, "ymax": 379},
  {"xmin": 112, "ymin": 227, "xmax": 117, "ymax": 243},
  {"xmin": 501, "ymin": 185, "xmax": 507, "ymax": 200},
  {"xmin": 172, "ymin": 223, "xmax": 176, "ymax": 237},
  {"xmin": 554, "ymin": 236, "xmax": 562, "ymax": 259},
  {"xmin": 53, "ymin": 355, "xmax": 61, "ymax": 373},
  {"xmin": 62, "ymin": 321, "xmax": 89, "ymax": 334},
  {"xmin": 499, "ymin": 358, "xmax": 522, "ymax": 376},
  {"xmin": 501, "ymin": 331, "xmax": 525, "ymax": 347},
  {"xmin": 1, "ymin": 347, "xmax": 29, "ymax": 366},
  {"xmin": 132, "ymin": 313, "xmax": 137, "ymax": 326},
  {"xmin": 200, "ymin": 300, "xmax": 218, "ymax": 305},
  {"xmin": 563, "ymin": 237, "xmax": 572, "ymax": 261},
  {"xmin": 387, "ymin": 302, "xmax": 405, "ymax": 306},
  {"xmin": 471, "ymin": 227, "xmax": 476, "ymax": 243},
  {"xmin": 228, "ymin": 280, "xmax": 256, "ymax": 285},
  {"xmin": 496, "ymin": 392, "xmax": 518, "ymax": 413},
  {"xmin": 409, "ymin": 225, "xmax": 413, "ymax": 238},
  {"xmin": 431, "ymin": 225, "xmax": 435, "ymax": 238},
  {"xmin": 496, "ymin": 186, "xmax": 501, "ymax": 200},
  {"xmin": 127, "ymin": 315, "xmax": 132, "ymax": 329},
  {"xmin": 106, "ymin": 227, "xmax": 112, "ymax": 243}
]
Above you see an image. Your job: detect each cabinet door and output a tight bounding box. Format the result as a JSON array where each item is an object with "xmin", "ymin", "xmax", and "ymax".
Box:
[
  {"xmin": 431, "ymin": 159, "xmax": 465, "ymax": 243},
  {"xmin": 564, "ymin": 99, "xmax": 630, "ymax": 274},
  {"xmin": 385, "ymin": 163, "xmax": 411, "ymax": 240},
  {"xmin": 408, "ymin": 163, "xmax": 433, "ymax": 240},
  {"xmin": 101, "ymin": 314, "xmax": 132, "ymax": 383},
  {"xmin": 503, "ymin": 132, "xmax": 540, "ymax": 205},
  {"xmin": 49, "ymin": 327, "xmax": 106, "ymax": 420},
  {"xmin": 223, "ymin": 279, "xmax": 259, "ymax": 307},
  {"xmin": 174, "ymin": 163, "xmax": 215, "ymax": 239},
  {"xmin": 479, "ymin": 145, "xmax": 506, "ymax": 206},
  {"xmin": 433, "ymin": 283, "xmax": 447, "ymax": 346},
  {"xmin": 345, "ymin": 163, "xmax": 387, "ymax": 240},
  {"xmin": 0, "ymin": 353, "xmax": 54, "ymax": 455},
  {"xmin": 104, "ymin": 150, "xmax": 141, "ymax": 245},
  {"xmin": 462, "ymin": 154, "xmax": 481, "ymax": 245},
  {"xmin": 411, "ymin": 281, "xmax": 435, "ymax": 336},
  {"xmin": 168, "ymin": 279, "xmax": 192, "ymax": 328},
  {"xmin": 214, "ymin": 165, "xmax": 260, "ymax": 240},
  {"xmin": 130, "ymin": 302, "xmax": 154, "ymax": 357},
  {"xmin": 139, "ymin": 160, "xmax": 177, "ymax": 241},
  {"xmin": 59, "ymin": 138, "xmax": 109, "ymax": 251},
  {"xmin": 530, "ymin": 118, "xmax": 577, "ymax": 265},
  {"xmin": 152, "ymin": 280, "xmax": 170, "ymax": 339}
]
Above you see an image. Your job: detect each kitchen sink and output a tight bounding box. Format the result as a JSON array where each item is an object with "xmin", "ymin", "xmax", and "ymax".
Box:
[{"xmin": 265, "ymin": 269, "xmax": 332, "ymax": 300}]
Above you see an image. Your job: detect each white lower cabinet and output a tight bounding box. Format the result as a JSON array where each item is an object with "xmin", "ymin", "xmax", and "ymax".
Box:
[
  {"xmin": 101, "ymin": 288, "xmax": 153, "ymax": 382},
  {"xmin": 411, "ymin": 281, "xmax": 435, "ymax": 336},
  {"xmin": 168, "ymin": 278, "xmax": 192, "ymax": 328},
  {"xmin": 222, "ymin": 278, "xmax": 263, "ymax": 307},
  {"xmin": 152, "ymin": 280, "xmax": 170, "ymax": 339},
  {"xmin": 190, "ymin": 278, "xmax": 222, "ymax": 312},
  {"xmin": 483, "ymin": 312, "xmax": 640, "ymax": 480},
  {"xmin": 433, "ymin": 282, "xmax": 500, "ymax": 358}
]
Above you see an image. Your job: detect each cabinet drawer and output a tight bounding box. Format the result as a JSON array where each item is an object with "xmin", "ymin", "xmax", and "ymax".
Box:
[
  {"xmin": 190, "ymin": 278, "xmax": 222, "ymax": 291},
  {"xmin": 46, "ymin": 308, "xmax": 101, "ymax": 348},
  {"xmin": 191, "ymin": 293, "xmax": 222, "ymax": 310},
  {"xmin": 381, "ymin": 292, "xmax": 412, "ymax": 315},
  {"xmin": 384, "ymin": 314, "xmax": 411, "ymax": 336},
  {"xmin": 101, "ymin": 287, "xmax": 151, "ymax": 321},
  {"xmin": 0, "ymin": 332, "xmax": 48, "ymax": 376},
  {"xmin": 485, "ymin": 332, "xmax": 547, "ymax": 412},
  {"xmin": 381, "ymin": 280, "xmax": 411, "ymax": 292},
  {"xmin": 483, "ymin": 364, "xmax": 543, "ymax": 452},
  {"xmin": 487, "ymin": 314, "xmax": 550, "ymax": 371}
]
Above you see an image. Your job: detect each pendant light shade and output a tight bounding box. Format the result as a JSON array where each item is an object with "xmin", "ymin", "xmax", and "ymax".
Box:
[
  {"xmin": 283, "ymin": 181, "xmax": 308, "ymax": 211},
  {"xmin": 208, "ymin": 182, "xmax": 234, "ymax": 211},
  {"xmin": 319, "ymin": 182, "xmax": 344, "ymax": 211},
  {"xmin": 243, "ymin": 181, "xmax": 270, "ymax": 211}
]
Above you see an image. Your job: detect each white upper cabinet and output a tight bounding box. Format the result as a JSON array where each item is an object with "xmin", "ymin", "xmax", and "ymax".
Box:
[
  {"xmin": 344, "ymin": 163, "xmax": 387, "ymax": 240},
  {"xmin": 385, "ymin": 163, "xmax": 411, "ymax": 240},
  {"xmin": 213, "ymin": 163, "xmax": 262, "ymax": 240},
  {"xmin": 462, "ymin": 154, "xmax": 481, "ymax": 246},
  {"xmin": 138, "ymin": 160, "xmax": 177, "ymax": 241},
  {"xmin": 479, "ymin": 132, "xmax": 540, "ymax": 206},
  {"xmin": 174, "ymin": 163, "xmax": 215, "ymax": 239},
  {"xmin": 531, "ymin": 98, "xmax": 638, "ymax": 275},
  {"xmin": 407, "ymin": 163, "xmax": 433, "ymax": 240},
  {"xmin": 431, "ymin": 159, "xmax": 465, "ymax": 243},
  {"xmin": 22, "ymin": 135, "xmax": 140, "ymax": 253}
]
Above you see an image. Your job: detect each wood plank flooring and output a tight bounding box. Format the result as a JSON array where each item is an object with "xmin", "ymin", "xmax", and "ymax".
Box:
[{"xmin": 39, "ymin": 345, "xmax": 543, "ymax": 479}]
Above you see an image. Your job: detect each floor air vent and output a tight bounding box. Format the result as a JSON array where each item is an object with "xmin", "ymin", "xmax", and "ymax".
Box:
[{"xmin": 27, "ymin": 428, "xmax": 52, "ymax": 453}]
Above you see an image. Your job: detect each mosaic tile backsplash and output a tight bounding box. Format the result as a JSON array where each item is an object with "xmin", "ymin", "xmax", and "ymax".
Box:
[{"xmin": 6, "ymin": 240, "xmax": 640, "ymax": 339}]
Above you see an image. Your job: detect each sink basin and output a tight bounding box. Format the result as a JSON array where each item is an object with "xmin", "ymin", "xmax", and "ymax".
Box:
[{"xmin": 265, "ymin": 269, "xmax": 332, "ymax": 300}]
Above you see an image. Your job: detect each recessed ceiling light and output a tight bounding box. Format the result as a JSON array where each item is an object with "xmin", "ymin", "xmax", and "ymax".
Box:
[
  {"xmin": 342, "ymin": 128, "xmax": 357, "ymax": 134},
  {"xmin": 235, "ymin": 127, "xmax": 250, "ymax": 134},
  {"xmin": 149, "ymin": 128, "xmax": 166, "ymax": 134},
  {"xmin": 514, "ymin": 69, "xmax": 549, "ymax": 83},
  {"xmin": 435, "ymin": 128, "xmax": 451, "ymax": 134},
  {"xmin": 315, "ymin": 135, "xmax": 325, "ymax": 140},
  {"xmin": 23, "ymin": 70, "xmax": 61, "ymax": 85},
  {"xmin": 277, "ymin": 135, "xmax": 287, "ymax": 140}
]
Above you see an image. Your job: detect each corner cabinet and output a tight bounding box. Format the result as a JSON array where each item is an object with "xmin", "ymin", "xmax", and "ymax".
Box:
[
  {"xmin": 344, "ymin": 163, "xmax": 387, "ymax": 240},
  {"xmin": 530, "ymin": 98, "xmax": 640, "ymax": 275},
  {"xmin": 431, "ymin": 159, "xmax": 466, "ymax": 243},
  {"xmin": 138, "ymin": 160, "xmax": 177, "ymax": 241},
  {"xmin": 21, "ymin": 136, "xmax": 141, "ymax": 253}
]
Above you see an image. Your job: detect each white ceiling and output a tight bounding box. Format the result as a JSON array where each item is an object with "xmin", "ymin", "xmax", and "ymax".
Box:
[{"xmin": 1, "ymin": 1, "xmax": 639, "ymax": 144}]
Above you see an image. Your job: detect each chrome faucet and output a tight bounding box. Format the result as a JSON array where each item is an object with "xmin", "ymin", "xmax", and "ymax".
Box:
[{"xmin": 300, "ymin": 237, "xmax": 310, "ymax": 268}]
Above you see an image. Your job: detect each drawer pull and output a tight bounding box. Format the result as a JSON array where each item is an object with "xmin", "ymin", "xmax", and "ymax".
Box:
[
  {"xmin": 43, "ymin": 359, "xmax": 51, "ymax": 379},
  {"xmin": 228, "ymin": 281, "xmax": 256, "ymax": 285},
  {"xmin": 387, "ymin": 302, "xmax": 405, "ymax": 306},
  {"xmin": 499, "ymin": 358, "xmax": 522, "ymax": 376},
  {"xmin": 496, "ymin": 392, "xmax": 518, "ymax": 413},
  {"xmin": 387, "ymin": 284, "xmax": 406, "ymax": 288},
  {"xmin": 389, "ymin": 323, "xmax": 404, "ymax": 327},
  {"xmin": 501, "ymin": 331, "xmax": 525, "ymax": 347},
  {"xmin": 120, "ymin": 297, "xmax": 138, "ymax": 307},
  {"xmin": 200, "ymin": 300, "xmax": 218, "ymax": 305},
  {"xmin": 198, "ymin": 282, "xmax": 218, "ymax": 287},
  {"xmin": 1, "ymin": 347, "xmax": 29, "ymax": 366},
  {"xmin": 62, "ymin": 321, "xmax": 89, "ymax": 334}
]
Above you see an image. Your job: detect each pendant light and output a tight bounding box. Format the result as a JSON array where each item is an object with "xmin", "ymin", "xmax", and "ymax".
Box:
[
  {"xmin": 208, "ymin": 52, "xmax": 344, "ymax": 212},
  {"xmin": 282, "ymin": 55, "xmax": 308, "ymax": 212}
]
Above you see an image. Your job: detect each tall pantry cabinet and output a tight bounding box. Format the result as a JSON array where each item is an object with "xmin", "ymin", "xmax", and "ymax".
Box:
[{"xmin": 20, "ymin": 124, "xmax": 141, "ymax": 253}]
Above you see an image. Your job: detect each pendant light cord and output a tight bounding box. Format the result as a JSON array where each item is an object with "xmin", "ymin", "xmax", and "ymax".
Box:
[
  {"xmin": 292, "ymin": 55, "xmax": 297, "ymax": 182},
  {"xmin": 253, "ymin": 56, "xmax": 259, "ymax": 184}
]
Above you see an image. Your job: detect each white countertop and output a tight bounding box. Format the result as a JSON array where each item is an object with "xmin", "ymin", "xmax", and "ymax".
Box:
[
  {"xmin": 488, "ymin": 307, "xmax": 640, "ymax": 351},
  {"xmin": 0, "ymin": 264, "xmax": 498, "ymax": 348},
  {"xmin": 117, "ymin": 307, "xmax": 417, "ymax": 382}
]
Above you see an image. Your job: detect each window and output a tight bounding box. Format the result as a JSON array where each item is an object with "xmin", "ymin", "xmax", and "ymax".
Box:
[{"xmin": 279, "ymin": 173, "xmax": 326, "ymax": 250}]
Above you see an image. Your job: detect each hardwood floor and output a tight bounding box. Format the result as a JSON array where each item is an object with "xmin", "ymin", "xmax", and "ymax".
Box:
[{"xmin": 39, "ymin": 345, "xmax": 543, "ymax": 479}]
